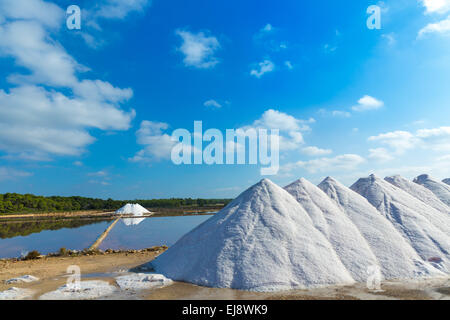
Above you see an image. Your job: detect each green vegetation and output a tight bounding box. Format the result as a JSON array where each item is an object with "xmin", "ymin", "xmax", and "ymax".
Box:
[
  {"xmin": 0, "ymin": 192, "xmax": 232, "ymax": 215},
  {"xmin": 23, "ymin": 250, "xmax": 41, "ymax": 260}
]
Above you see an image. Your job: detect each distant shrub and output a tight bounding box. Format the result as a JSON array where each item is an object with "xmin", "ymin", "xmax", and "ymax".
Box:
[
  {"xmin": 23, "ymin": 250, "xmax": 41, "ymax": 260},
  {"xmin": 58, "ymin": 247, "xmax": 68, "ymax": 256}
]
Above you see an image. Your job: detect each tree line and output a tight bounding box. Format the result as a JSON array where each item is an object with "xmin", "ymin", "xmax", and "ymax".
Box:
[{"xmin": 0, "ymin": 193, "xmax": 231, "ymax": 215}]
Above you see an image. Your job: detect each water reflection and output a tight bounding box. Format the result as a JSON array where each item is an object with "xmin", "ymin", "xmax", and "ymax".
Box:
[{"xmin": 122, "ymin": 217, "xmax": 145, "ymax": 226}]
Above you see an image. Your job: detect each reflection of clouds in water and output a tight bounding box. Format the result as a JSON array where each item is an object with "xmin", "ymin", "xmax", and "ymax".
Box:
[{"xmin": 122, "ymin": 218, "xmax": 145, "ymax": 226}]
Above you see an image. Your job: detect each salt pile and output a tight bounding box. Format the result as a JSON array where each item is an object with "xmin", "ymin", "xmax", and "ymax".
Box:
[
  {"xmin": 351, "ymin": 175, "xmax": 450, "ymax": 271},
  {"xmin": 318, "ymin": 177, "xmax": 442, "ymax": 279},
  {"xmin": 116, "ymin": 203, "xmax": 150, "ymax": 215},
  {"xmin": 284, "ymin": 178, "xmax": 379, "ymax": 282},
  {"xmin": 148, "ymin": 179, "xmax": 354, "ymax": 291},
  {"xmin": 413, "ymin": 174, "xmax": 450, "ymax": 207},
  {"xmin": 116, "ymin": 203, "xmax": 150, "ymax": 226},
  {"xmin": 385, "ymin": 175, "xmax": 450, "ymax": 214},
  {"xmin": 443, "ymin": 178, "xmax": 450, "ymax": 186}
]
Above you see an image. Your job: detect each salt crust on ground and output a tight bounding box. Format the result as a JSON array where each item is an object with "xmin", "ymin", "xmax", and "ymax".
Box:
[
  {"xmin": 5, "ymin": 275, "xmax": 39, "ymax": 284},
  {"xmin": 115, "ymin": 273, "xmax": 173, "ymax": 290},
  {"xmin": 39, "ymin": 280, "xmax": 117, "ymax": 300},
  {"xmin": 0, "ymin": 287, "xmax": 34, "ymax": 300}
]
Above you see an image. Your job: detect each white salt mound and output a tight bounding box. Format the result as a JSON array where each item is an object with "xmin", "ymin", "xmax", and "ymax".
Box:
[
  {"xmin": 39, "ymin": 280, "xmax": 116, "ymax": 300},
  {"xmin": 5, "ymin": 275, "xmax": 39, "ymax": 284},
  {"xmin": 351, "ymin": 175, "xmax": 450, "ymax": 272},
  {"xmin": 115, "ymin": 273, "xmax": 173, "ymax": 290},
  {"xmin": 0, "ymin": 287, "xmax": 34, "ymax": 300},
  {"xmin": 148, "ymin": 179, "xmax": 355, "ymax": 292},
  {"xmin": 413, "ymin": 174, "xmax": 450, "ymax": 207},
  {"xmin": 115, "ymin": 203, "xmax": 150, "ymax": 216},
  {"xmin": 385, "ymin": 175, "xmax": 450, "ymax": 214},
  {"xmin": 443, "ymin": 178, "xmax": 450, "ymax": 186},
  {"xmin": 318, "ymin": 177, "xmax": 443, "ymax": 279},
  {"xmin": 285, "ymin": 178, "xmax": 379, "ymax": 282}
]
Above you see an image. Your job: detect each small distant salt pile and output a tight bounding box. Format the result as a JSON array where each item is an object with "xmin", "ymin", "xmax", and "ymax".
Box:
[
  {"xmin": 148, "ymin": 179, "xmax": 354, "ymax": 291},
  {"xmin": 351, "ymin": 175, "xmax": 450, "ymax": 271},
  {"xmin": 318, "ymin": 177, "xmax": 442, "ymax": 279},
  {"xmin": 284, "ymin": 178, "xmax": 379, "ymax": 282},
  {"xmin": 443, "ymin": 178, "xmax": 450, "ymax": 186},
  {"xmin": 385, "ymin": 175, "xmax": 450, "ymax": 214},
  {"xmin": 413, "ymin": 174, "xmax": 450, "ymax": 207},
  {"xmin": 116, "ymin": 203, "xmax": 150, "ymax": 226}
]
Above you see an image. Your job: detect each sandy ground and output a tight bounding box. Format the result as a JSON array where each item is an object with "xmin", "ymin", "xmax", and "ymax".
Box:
[
  {"xmin": 1, "ymin": 251, "xmax": 449, "ymax": 300},
  {"xmin": 0, "ymin": 248, "xmax": 166, "ymax": 299}
]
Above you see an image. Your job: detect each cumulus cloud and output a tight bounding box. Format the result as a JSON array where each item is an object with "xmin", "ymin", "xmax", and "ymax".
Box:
[
  {"xmin": 281, "ymin": 154, "xmax": 365, "ymax": 175},
  {"xmin": 352, "ymin": 95, "xmax": 384, "ymax": 112},
  {"xmin": 204, "ymin": 99, "xmax": 222, "ymax": 109},
  {"xmin": 420, "ymin": 0, "xmax": 450, "ymax": 14},
  {"xmin": 301, "ymin": 146, "xmax": 333, "ymax": 157},
  {"xmin": 0, "ymin": 0, "xmax": 135, "ymax": 160},
  {"xmin": 245, "ymin": 109, "xmax": 315, "ymax": 151},
  {"xmin": 418, "ymin": 16, "xmax": 450, "ymax": 37},
  {"xmin": 132, "ymin": 109, "xmax": 315, "ymax": 163},
  {"xmin": 130, "ymin": 121, "xmax": 176, "ymax": 162},
  {"xmin": 369, "ymin": 126, "xmax": 450, "ymax": 155},
  {"xmin": 250, "ymin": 60, "xmax": 275, "ymax": 78},
  {"xmin": 176, "ymin": 29, "xmax": 220, "ymax": 69}
]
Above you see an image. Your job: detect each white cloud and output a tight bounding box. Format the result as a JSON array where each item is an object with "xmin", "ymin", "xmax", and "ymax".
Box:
[
  {"xmin": 281, "ymin": 154, "xmax": 365, "ymax": 175},
  {"xmin": 369, "ymin": 126, "xmax": 450, "ymax": 155},
  {"xmin": 418, "ymin": 16, "xmax": 450, "ymax": 37},
  {"xmin": 132, "ymin": 109, "xmax": 315, "ymax": 163},
  {"xmin": 0, "ymin": 0, "xmax": 135, "ymax": 159},
  {"xmin": 204, "ymin": 99, "xmax": 222, "ymax": 109},
  {"xmin": 0, "ymin": 167, "xmax": 32, "ymax": 181},
  {"xmin": 420, "ymin": 0, "xmax": 450, "ymax": 14},
  {"xmin": 301, "ymin": 146, "xmax": 333, "ymax": 156},
  {"xmin": 250, "ymin": 60, "xmax": 275, "ymax": 78},
  {"xmin": 352, "ymin": 95, "xmax": 384, "ymax": 112},
  {"xmin": 368, "ymin": 131, "xmax": 417, "ymax": 154},
  {"xmin": 176, "ymin": 29, "xmax": 220, "ymax": 69},
  {"xmin": 0, "ymin": 0, "xmax": 64, "ymax": 29},
  {"xmin": 368, "ymin": 148, "xmax": 394, "ymax": 163},
  {"xmin": 95, "ymin": 0, "xmax": 150, "ymax": 20},
  {"xmin": 130, "ymin": 121, "xmax": 176, "ymax": 162},
  {"xmin": 332, "ymin": 110, "xmax": 351, "ymax": 118},
  {"xmin": 245, "ymin": 109, "xmax": 315, "ymax": 151},
  {"xmin": 73, "ymin": 161, "xmax": 83, "ymax": 166}
]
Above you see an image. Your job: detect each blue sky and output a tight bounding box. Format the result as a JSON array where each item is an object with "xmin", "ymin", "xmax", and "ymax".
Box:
[{"xmin": 0, "ymin": 0, "xmax": 450, "ymax": 199}]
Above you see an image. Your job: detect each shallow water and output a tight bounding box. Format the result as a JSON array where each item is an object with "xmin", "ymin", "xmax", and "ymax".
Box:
[{"xmin": 0, "ymin": 215, "xmax": 212, "ymax": 259}]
